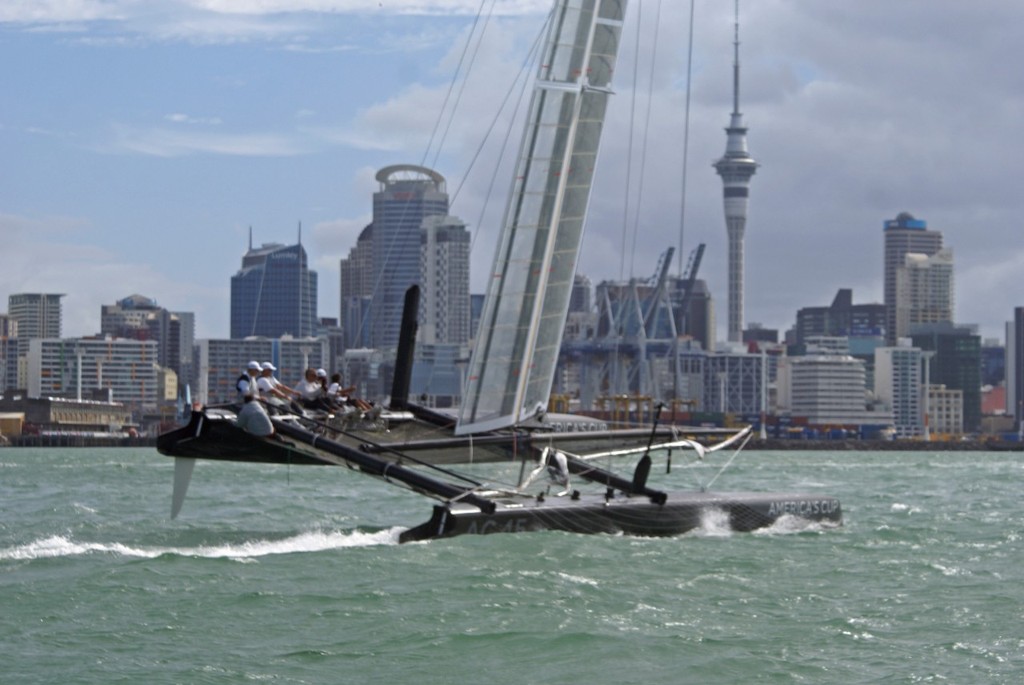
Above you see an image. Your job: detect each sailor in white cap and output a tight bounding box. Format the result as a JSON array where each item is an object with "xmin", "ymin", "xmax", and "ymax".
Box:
[{"xmin": 257, "ymin": 361, "xmax": 297, "ymax": 407}]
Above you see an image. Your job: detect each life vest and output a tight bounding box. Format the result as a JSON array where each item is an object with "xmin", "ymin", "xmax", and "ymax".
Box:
[{"xmin": 237, "ymin": 373, "xmax": 254, "ymax": 395}]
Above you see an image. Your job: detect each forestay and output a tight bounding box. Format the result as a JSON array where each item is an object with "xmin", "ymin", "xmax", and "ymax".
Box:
[{"xmin": 456, "ymin": 0, "xmax": 627, "ymax": 435}]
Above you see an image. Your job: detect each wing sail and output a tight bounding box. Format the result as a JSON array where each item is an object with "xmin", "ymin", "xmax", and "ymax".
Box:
[{"xmin": 456, "ymin": 0, "xmax": 627, "ymax": 435}]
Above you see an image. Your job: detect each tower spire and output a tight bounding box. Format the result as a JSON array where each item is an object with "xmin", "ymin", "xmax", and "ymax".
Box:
[
  {"xmin": 714, "ymin": 0, "xmax": 759, "ymax": 344},
  {"xmin": 732, "ymin": 0, "xmax": 740, "ymax": 116}
]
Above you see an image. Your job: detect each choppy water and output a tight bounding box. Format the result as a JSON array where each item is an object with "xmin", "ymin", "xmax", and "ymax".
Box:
[{"xmin": 1, "ymin": 447, "xmax": 1022, "ymax": 684}]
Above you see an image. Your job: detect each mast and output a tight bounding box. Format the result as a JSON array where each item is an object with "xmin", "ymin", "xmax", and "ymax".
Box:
[
  {"xmin": 713, "ymin": 0, "xmax": 758, "ymax": 344},
  {"xmin": 457, "ymin": 0, "xmax": 628, "ymax": 435}
]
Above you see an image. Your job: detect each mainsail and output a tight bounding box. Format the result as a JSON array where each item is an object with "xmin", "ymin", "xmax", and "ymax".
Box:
[{"xmin": 456, "ymin": 0, "xmax": 627, "ymax": 435}]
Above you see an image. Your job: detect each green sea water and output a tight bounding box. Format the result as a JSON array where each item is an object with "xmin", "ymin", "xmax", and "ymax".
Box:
[{"xmin": 1, "ymin": 447, "xmax": 1021, "ymax": 684}]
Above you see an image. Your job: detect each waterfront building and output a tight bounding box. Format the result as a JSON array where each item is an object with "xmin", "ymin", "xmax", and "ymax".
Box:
[
  {"xmin": 8, "ymin": 293, "xmax": 63, "ymax": 339},
  {"xmin": 230, "ymin": 241, "xmax": 317, "ymax": 339},
  {"xmin": 713, "ymin": 4, "xmax": 758, "ymax": 343},
  {"xmin": 875, "ymin": 346, "xmax": 923, "ymax": 438},
  {"xmin": 776, "ymin": 354, "xmax": 891, "ymax": 427},
  {"xmin": 26, "ymin": 337, "xmax": 160, "ymax": 409},
  {"xmin": 883, "ymin": 212, "xmax": 943, "ymax": 345},
  {"xmin": 0, "ymin": 394, "xmax": 131, "ymax": 435},
  {"xmin": 910, "ymin": 322, "xmax": 981, "ymax": 433}
]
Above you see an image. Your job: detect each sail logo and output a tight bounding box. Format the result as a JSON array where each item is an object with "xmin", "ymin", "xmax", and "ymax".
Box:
[{"xmin": 768, "ymin": 499, "xmax": 839, "ymax": 517}]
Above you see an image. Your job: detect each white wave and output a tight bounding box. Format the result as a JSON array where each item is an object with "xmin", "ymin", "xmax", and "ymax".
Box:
[
  {"xmin": 0, "ymin": 528, "xmax": 402, "ymax": 562},
  {"xmin": 694, "ymin": 507, "xmax": 733, "ymax": 537},
  {"xmin": 752, "ymin": 514, "xmax": 834, "ymax": 535},
  {"xmin": 555, "ymin": 571, "xmax": 599, "ymax": 587}
]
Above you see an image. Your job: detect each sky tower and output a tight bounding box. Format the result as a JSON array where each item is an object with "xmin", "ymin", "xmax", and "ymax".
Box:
[{"xmin": 714, "ymin": 0, "xmax": 759, "ymax": 343}]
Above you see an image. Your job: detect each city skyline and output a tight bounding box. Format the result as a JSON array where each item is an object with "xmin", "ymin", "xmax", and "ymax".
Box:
[{"xmin": 2, "ymin": 2, "xmax": 1022, "ymax": 342}]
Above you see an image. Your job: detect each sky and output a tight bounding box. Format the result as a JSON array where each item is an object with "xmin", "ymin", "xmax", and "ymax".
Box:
[{"xmin": 2, "ymin": 0, "xmax": 1022, "ymax": 344}]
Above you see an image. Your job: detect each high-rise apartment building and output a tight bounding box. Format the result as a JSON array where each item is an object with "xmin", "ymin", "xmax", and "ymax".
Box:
[
  {"xmin": 27, "ymin": 337, "xmax": 160, "ymax": 408},
  {"xmin": 100, "ymin": 294, "xmax": 195, "ymax": 389},
  {"xmin": 420, "ymin": 215, "xmax": 470, "ymax": 345},
  {"xmin": 883, "ymin": 212, "xmax": 943, "ymax": 344},
  {"xmin": 895, "ymin": 249, "xmax": 954, "ymax": 340},
  {"xmin": 230, "ymin": 242, "xmax": 317, "ymax": 339},
  {"xmin": 8, "ymin": 293, "xmax": 63, "ymax": 339}
]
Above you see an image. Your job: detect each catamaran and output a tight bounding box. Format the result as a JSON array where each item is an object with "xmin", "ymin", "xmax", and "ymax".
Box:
[{"xmin": 158, "ymin": 0, "xmax": 842, "ymax": 540}]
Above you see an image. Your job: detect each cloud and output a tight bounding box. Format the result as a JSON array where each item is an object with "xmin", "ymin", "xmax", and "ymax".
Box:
[
  {"xmin": 165, "ymin": 113, "xmax": 223, "ymax": 125},
  {"xmin": 109, "ymin": 124, "xmax": 307, "ymax": 157},
  {"xmin": 0, "ymin": 213, "xmax": 224, "ymax": 338},
  {"xmin": 0, "ymin": 0, "xmax": 122, "ymax": 24}
]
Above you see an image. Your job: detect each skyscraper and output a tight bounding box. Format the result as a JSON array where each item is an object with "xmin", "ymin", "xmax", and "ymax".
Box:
[
  {"xmin": 371, "ymin": 165, "xmax": 449, "ymax": 350},
  {"xmin": 230, "ymin": 241, "xmax": 317, "ymax": 339},
  {"xmin": 883, "ymin": 211, "xmax": 942, "ymax": 344},
  {"xmin": 339, "ymin": 165, "xmax": 451, "ymax": 351},
  {"xmin": 8, "ymin": 293, "xmax": 63, "ymax": 339},
  {"xmin": 714, "ymin": 1, "xmax": 758, "ymax": 344}
]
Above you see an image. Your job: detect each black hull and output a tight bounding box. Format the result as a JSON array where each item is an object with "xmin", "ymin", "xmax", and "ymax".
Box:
[
  {"xmin": 400, "ymin": 491, "xmax": 842, "ymax": 542},
  {"xmin": 156, "ymin": 410, "xmax": 331, "ymax": 466}
]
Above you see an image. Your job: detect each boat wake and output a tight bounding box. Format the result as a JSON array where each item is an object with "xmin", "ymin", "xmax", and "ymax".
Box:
[
  {"xmin": 0, "ymin": 528, "xmax": 403, "ymax": 562},
  {"xmin": 752, "ymin": 514, "xmax": 839, "ymax": 535}
]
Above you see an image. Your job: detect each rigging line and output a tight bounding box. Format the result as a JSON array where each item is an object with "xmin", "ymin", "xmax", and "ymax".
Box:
[
  {"xmin": 617, "ymin": 0, "xmax": 643, "ymax": 282},
  {"xmin": 351, "ymin": 1, "xmax": 498, "ymax": 354},
  {"xmin": 422, "ymin": 0, "xmax": 490, "ymax": 168},
  {"xmin": 457, "ymin": 9, "xmax": 551, "ymax": 260},
  {"xmin": 702, "ymin": 429, "xmax": 753, "ymax": 491},
  {"xmin": 628, "ymin": 0, "xmax": 665, "ymax": 277},
  {"xmin": 677, "ymin": 0, "xmax": 696, "ymax": 276},
  {"xmin": 250, "ymin": 238, "xmax": 267, "ymax": 337},
  {"xmin": 428, "ymin": 0, "xmax": 499, "ymax": 172}
]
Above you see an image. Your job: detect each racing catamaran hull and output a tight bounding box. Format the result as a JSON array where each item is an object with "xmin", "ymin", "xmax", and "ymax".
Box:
[{"xmin": 400, "ymin": 492, "xmax": 842, "ymax": 542}]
